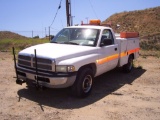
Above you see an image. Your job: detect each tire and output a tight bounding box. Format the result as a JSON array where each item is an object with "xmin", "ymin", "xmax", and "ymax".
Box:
[
  {"xmin": 123, "ymin": 55, "xmax": 133, "ymax": 73},
  {"xmin": 71, "ymin": 68, "xmax": 93, "ymax": 98}
]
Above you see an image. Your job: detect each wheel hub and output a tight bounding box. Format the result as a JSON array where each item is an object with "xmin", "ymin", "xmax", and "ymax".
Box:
[{"xmin": 82, "ymin": 75, "xmax": 92, "ymax": 93}]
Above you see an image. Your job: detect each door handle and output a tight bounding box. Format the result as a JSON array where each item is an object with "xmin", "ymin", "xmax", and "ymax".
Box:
[{"xmin": 115, "ymin": 48, "xmax": 117, "ymax": 51}]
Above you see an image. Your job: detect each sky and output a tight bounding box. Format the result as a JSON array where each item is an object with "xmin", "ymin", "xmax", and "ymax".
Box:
[{"xmin": 0, "ymin": 0, "xmax": 160, "ymax": 38}]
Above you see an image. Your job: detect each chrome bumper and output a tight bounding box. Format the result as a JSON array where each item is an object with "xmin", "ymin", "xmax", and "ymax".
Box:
[{"xmin": 17, "ymin": 66, "xmax": 77, "ymax": 88}]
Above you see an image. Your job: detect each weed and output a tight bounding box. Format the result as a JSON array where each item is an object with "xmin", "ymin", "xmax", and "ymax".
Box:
[{"xmin": 0, "ymin": 38, "xmax": 48, "ymax": 52}]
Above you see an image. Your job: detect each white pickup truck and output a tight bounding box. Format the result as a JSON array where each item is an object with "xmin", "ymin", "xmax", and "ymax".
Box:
[{"xmin": 14, "ymin": 22, "xmax": 140, "ymax": 97}]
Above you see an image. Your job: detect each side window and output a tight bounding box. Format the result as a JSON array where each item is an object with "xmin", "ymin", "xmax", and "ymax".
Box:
[{"xmin": 101, "ymin": 29, "xmax": 114, "ymax": 46}]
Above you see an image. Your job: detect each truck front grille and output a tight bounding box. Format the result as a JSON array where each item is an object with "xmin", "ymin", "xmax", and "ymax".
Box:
[
  {"xmin": 33, "ymin": 63, "xmax": 52, "ymax": 70},
  {"xmin": 18, "ymin": 55, "xmax": 54, "ymax": 71},
  {"xmin": 19, "ymin": 55, "xmax": 31, "ymax": 61},
  {"xmin": 18, "ymin": 60, "xmax": 31, "ymax": 67}
]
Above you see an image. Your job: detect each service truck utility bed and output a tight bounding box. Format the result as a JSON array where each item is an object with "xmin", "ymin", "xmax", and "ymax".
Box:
[{"xmin": 116, "ymin": 36, "xmax": 139, "ymax": 67}]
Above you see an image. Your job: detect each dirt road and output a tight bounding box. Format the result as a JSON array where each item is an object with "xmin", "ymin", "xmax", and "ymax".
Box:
[{"xmin": 0, "ymin": 52, "xmax": 160, "ymax": 120}]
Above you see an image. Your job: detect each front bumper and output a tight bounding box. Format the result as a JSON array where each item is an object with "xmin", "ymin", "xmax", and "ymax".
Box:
[{"xmin": 16, "ymin": 66, "xmax": 77, "ymax": 88}]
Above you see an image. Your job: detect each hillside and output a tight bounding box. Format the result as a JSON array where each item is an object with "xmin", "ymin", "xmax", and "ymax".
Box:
[
  {"xmin": 0, "ymin": 31, "xmax": 28, "ymax": 40},
  {"xmin": 0, "ymin": 31, "xmax": 48, "ymax": 52},
  {"xmin": 102, "ymin": 6, "xmax": 160, "ymax": 50},
  {"xmin": 102, "ymin": 6, "xmax": 160, "ymax": 36}
]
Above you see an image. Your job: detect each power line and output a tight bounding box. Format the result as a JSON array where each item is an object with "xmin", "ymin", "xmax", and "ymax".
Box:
[
  {"xmin": 88, "ymin": 0, "xmax": 98, "ymax": 19},
  {"xmin": 50, "ymin": 27, "xmax": 60, "ymax": 31},
  {"xmin": 50, "ymin": 0, "xmax": 63, "ymax": 27}
]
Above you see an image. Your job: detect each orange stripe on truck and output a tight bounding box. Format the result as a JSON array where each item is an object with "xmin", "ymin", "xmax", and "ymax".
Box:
[
  {"xmin": 120, "ymin": 52, "xmax": 127, "ymax": 57},
  {"xmin": 128, "ymin": 49, "xmax": 136, "ymax": 55},
  {"xmin": 96, "ymin": 54, "xmax": 119, "ymax": 65},
  {"xmin": 128, "ymin": 48, "xmax": 140, "ymax": 55},
  {"xmin": 96, "ymin": 48, "xmax": 140, "ymax": 65},
  {"xmin": 135, "ymin": 48, "xmax": 140, "ymax": 52},
  {"xmin": 120, "ymin": 48, "xmax": 140, "ymax": 58}
]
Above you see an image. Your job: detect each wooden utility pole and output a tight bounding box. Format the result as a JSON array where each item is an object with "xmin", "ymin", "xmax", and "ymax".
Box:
[
  {"xmin": 49, "ymin": 26, "xmax": 50, "ymax": 41},
  {"xmin": 32, "ymin": 30, "xmax": 33, "ymax": 38},
  {"xmin": 66, "ymin": 0, "xmax": 71, "ymax": 26}
]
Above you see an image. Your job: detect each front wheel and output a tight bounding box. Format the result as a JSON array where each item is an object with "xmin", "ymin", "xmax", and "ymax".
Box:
[
  {"xmin": 123, "ymin": 55, "xmax": 133, "ymax": 73},
  {"xmin": 71, "ymin": 68, "xmax": 93, "ymax": 98}
]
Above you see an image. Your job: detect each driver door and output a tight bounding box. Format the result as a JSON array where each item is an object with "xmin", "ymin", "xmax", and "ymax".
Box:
[{"xmin": 97, "ymin": 29, "xmax": 119, "ymax": 75}]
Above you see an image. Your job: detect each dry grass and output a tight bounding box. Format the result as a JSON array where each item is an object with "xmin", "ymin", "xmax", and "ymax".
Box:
[
  {"xmin": 139, "ymin": 50, "xmax": 160, "ymax": 58},
  {"xmin": 102, "ymin": 6, "xmax": 160, "ymax": 51},
  {"xmin": 102, "ymin": 6, "xmax": 160, "ymax": 37}
]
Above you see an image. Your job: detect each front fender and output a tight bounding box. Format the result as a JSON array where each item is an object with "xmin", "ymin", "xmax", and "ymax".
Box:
[{"xmin": 56, "ymin": 54, "xmax": 99, "ymax": 71}]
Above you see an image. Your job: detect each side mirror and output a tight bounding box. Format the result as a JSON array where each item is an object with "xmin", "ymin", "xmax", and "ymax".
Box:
[{"xmin": 100, "ymin": 38, "xmax": 112, "ymax": 47}]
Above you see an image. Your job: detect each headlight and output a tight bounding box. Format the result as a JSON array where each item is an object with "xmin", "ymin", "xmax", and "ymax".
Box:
[{"xmin": 56, "ymin": 65, "xmax": 75, "ymax": 72}]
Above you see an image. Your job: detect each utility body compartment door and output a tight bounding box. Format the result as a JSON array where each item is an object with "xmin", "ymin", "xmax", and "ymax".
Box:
[{"xmin": 117, "ymin": 37, "xmax": 140, "ymax": 67}]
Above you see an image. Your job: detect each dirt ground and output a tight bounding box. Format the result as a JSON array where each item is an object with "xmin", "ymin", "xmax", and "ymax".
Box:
[{"xmin": 0, "ymin": 52, "xmax": 160, "ymax": 120}]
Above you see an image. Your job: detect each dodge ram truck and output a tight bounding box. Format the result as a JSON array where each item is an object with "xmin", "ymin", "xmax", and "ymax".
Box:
[{"xmin": 13, "ymin": 20, "xmax": 140, "ymax": 97}]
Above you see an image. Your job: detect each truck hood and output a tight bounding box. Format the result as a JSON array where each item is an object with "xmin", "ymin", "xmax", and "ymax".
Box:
[{"xmin": 19, "ymin": 43, "xmax": 98, "ymax": 61}]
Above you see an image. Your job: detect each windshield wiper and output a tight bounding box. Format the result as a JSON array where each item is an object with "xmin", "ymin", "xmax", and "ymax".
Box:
[
  {"xmin": 61, "ymin": 41, "xmax": 79, "ymax": 45},
  {"xmin": 51, "ymin": 41, "xmax": 58, "ymax": 43}
]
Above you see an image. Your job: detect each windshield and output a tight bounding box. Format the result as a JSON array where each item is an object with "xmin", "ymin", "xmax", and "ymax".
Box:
[{"xmin": 51, "ymin": 28, "xmax": 100, "ymax": 46}]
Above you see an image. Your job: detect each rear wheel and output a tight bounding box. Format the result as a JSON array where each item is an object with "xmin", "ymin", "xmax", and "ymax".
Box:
[
  {"xmin": 123, "ymin": 55, "xmax": 133, "ymax": 73},
  {"xmin": 71, "ymin": 68, "xmax": 93, "ymax": 98}
]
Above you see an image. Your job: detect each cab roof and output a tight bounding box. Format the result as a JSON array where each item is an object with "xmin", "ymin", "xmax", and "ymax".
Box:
[{"xmin": 65, "ymin": 25, "xmax": 112, "ymax": 30}]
